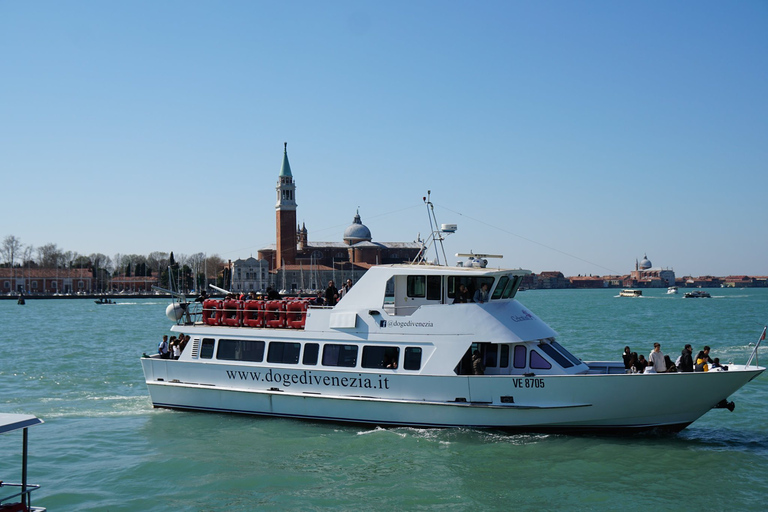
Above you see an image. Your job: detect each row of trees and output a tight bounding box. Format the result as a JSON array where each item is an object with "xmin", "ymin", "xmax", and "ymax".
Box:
[{"xmin": 2, "ymin": 235, "xmax": 227, "ymax": 292}]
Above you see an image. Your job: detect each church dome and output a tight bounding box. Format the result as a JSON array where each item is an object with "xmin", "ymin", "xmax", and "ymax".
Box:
[
  {"xmin": 343, "ymin": 210, "xmax": 372, "ymax": 244},
  {"xmin": 639, "ymin": 254, "xmax": 652, "ymax": 269}
]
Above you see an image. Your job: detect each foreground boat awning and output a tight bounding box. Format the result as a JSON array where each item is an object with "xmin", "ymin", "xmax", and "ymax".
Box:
[{"xmin": 0, "ymin": 413, "xmax": 44, "ymax": 434}]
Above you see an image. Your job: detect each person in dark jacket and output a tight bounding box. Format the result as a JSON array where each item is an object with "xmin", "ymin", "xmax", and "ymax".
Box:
[
  {"xmin": 622, "ymin": 346, "xmax": 632, "ymax": 371},
  {"xmin": 325, "ymin": 281, "xmax": 339, "ymax": 307},
  {"xmin": 678, "ymin": 344, "xmax": 694, "ymax": 372}
]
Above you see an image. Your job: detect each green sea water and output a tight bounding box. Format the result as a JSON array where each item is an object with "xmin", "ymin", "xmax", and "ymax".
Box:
[{"xmin": 1, "ymin": 289, "xmax": 767, "ymax": 511}]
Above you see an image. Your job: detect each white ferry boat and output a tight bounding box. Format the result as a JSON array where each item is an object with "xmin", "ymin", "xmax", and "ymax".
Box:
[
  {"xmin": 667, "ymin": 286, "xmax": 678, "ymax": 294},
  {"xmin": 619, "ymin": 289, "xmax": 642, "ymax": 297},
  {"xmin": 141, "ymin": 266, "xmax": 766, "ymax": 433}
]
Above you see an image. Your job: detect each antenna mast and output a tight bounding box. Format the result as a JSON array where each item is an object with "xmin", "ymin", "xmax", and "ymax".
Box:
[{"xmin": 411, "ymin": 191, "xmax": 455, "ymax": 265}]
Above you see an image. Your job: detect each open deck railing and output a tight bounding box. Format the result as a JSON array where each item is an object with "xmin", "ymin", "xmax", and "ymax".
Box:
[{"xmin": 0, "ymin": 481, "xmax": 42, "ymax": 509}]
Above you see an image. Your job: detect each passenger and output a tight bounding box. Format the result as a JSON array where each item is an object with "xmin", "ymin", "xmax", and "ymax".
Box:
[
  {"xmin": 194, "ymin": 290, "xmax": 208, "ymax": 303},
  {"xmin": 634, "ymin": 354, "xmax": 649, "ymax": 373},
  {"xmin": 677, "ymin": 344, "xmax": 694, "ymax": 373},
  {"xmin": 172, "ymin": 340, "xmax": 180, "ymax": 360},
  {"xmin": 248, "ymin": 291, "xmax": 257, "ymax": 300},
  {"xmin": 180, "ymin": 335, "xmax": 190, "ymax": 352},
  {"xmin": 158, "ymin": 335, "xmax": 170, "ymax": 359},
  {"xmin": 622, "ymin": 346, "xmax": 632, "ymax": 371},
  {"xmin": 325, "ymin": 280, "xmax": 339, "ymax": 307},
  {"xmin": 627, "ymin": 352, "xmax": 638, "ymax": 373},
  {"xmin": 711, "ymin": 358, "xmax": 728, "ymax": 371},
  {"xmin": 695, "ymin": 345, "xmax": 714, "ymax": 372},
  {"xmin": 454, "ymin": 284, "xmax": 470, "ymax": 304},
  {"xmin": 648, "ymin": 342, "xmax": 666, "ymax": 373},
  {"xmin": 473, "ymin": 283, "xmax": 490, "ymax": 304},
  {"xmin": 266, "ymin": 287, "xmax": 281, "ymax": 300},
  {"xmin": 340, "ymin": 279, "xmax": 354, "ymax": 298},
  {"xmin": 311, "ymin": 292, "xmax": 325, "ymax": 306},
  {"xmin": 664, "ymin": 355, "xmax": 677, "ymax": 372},
  {"xmin": 472, "ymin": 350, "xmax": 485, "ymax": 375}
]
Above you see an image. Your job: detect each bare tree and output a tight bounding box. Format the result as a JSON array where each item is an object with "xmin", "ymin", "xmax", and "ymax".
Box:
[
  {"xmin": 1, "ymin": 235, "xmax": 23, "ymax": 267},
  {"xmin": 148, "ymin": 251, "xmax": 169, "ymax": 277},
  {"xmin": 37, "ymin": 243, "xmax": 63, "ymax": 268}
]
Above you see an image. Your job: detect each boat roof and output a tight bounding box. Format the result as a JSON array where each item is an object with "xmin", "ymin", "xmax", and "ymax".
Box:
[
  {"xmin": 0, "ymin": 413, "xmax": 43, "ymax": 434},
  {"xmin": 369, "ymin": 263, "xmax": 531, "ymax": 276}
]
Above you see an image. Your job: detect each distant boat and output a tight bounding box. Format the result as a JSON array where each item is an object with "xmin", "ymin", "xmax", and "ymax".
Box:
[
  {"xmin": 17, "ymin": 296, "xmax": 25, "ymax": 305},
  {"xmin": 667, "ymin": 286, "xmax": 678, "ymax": 295},
  {"xmin": 94, "ymin": 298, "xmax": 115, "ymax": 305},
  {"xmin": 619, "ymin": 289, "xmax": 642, "ymax": 297},
  {"xmin": 684, "ymin": 290, "xmax": 711, "ymax": 298}
]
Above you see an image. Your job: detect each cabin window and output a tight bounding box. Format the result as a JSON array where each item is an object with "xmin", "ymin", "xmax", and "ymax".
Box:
[
  {"xmin": 217, "ymin": 339, "xmax": 265, "ymax": 362},
  {"xmin": 362, "ymin": 346, "xmax": 399, "ymax": 369},
  {"xmin": 500, "ymin": 345, "xmax": 510, "ymax": 368},
  {"xmin": 404, "ymin": 347, "xmax": 422, "ymax": 370},
  {"xmin": 200, "ymin": 338, "xmax": 215, "ymax": 359},
  {"xmin": 513, "ymin": 345, "xmax": 527, "ymax": 369},
  {"xmin": 447, "ymin": 277, "xmax": 495, "ymax": 301},
  {"xmin": 484, "ymin": 344, "xmax": 498, "ymax": 368},
  {"xmin": 267, "ymin": 342, "xmax": 301, "ymax": 364},
  {"xmin": 530, "ymin": 350, "xmax": 552, "ymax": 370},
  {"xmin": 407, "ymin": 276, "xmax": 426, "ymax": 298},
  {"xmin": 502, "ymin": 276, "xmax": 520, "ymax": 298},
  {"xmin": 427, "ymin": 275, "xmax": 442, "ymax": 300},
  {"xmin": 551, "ymin": 341, "xmax": 582, "ymax": 366},
  {"xmin": 538, "ymin": 343, "xmax": 573, "ymax": 368},
  {"xmin": 492, "ymin": 276, "xmax": 509, "ymax": 300},
  {"xmin": 322, "ymin": 344, "xmax": 358, "ymax": 367},
  {"xmin": 303, "ymin": 343, "xmax": 319, "ymax": 365}
]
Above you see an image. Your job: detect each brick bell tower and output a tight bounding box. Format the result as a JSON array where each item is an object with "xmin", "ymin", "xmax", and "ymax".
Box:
[{"xmin": 275, "ymin": 142, "xmax": 297, "ymax": 268}]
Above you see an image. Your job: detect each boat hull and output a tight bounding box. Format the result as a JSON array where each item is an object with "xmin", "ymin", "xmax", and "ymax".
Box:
[{"xmin": 141, "ymin": 358, "xmax": 763, "ymax": 432}]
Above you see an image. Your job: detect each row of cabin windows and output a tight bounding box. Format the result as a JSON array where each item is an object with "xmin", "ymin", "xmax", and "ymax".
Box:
[
  {"xmin": 462, "ymin": 341, "xmax": 581, "ymax": 373},
  {"xmin": 200, "ymin": 338, "xmax": 422, "ymax": 371},
  {"xmin": 405, "ymin": 275, "xmax": 522, "ymax": 302}
]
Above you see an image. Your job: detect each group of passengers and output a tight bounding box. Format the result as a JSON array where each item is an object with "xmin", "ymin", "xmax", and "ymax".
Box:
[
  {"xmin": 453, "ymin": 283, "xmax": 491, "ymax": 304},
  {"xmin": 322, "ymin": 279, "xmax": 353, "ymax": 307},
  {"xmin": 158, "ymin": 333, "xmax": 190, "ymax": 360},
  {"xmin": 622, "ymin": 343, "xmax": 728, "ymax": 374}
]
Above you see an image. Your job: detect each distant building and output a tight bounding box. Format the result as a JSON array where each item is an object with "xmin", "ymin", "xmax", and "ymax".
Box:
[
  {"xmin": 626, "ymin": 254, "xmax": 675, "ymax": 288},
  {"xmin": 537, "ymin": 271, "xmax": 569, "ymax": 289},
  {"xmin": 228, "ymin": 257, "xmax": 270, "ymax": 293},
  {"xmin": 569, "ymin": 275, "xmax": 607, "ymax": 288},
  {"xmin": 0, "ymin": 268, "xmax": 94, "ymax": 294}
]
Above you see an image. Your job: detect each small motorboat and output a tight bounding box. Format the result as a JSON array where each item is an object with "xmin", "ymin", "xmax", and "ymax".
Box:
[
  {"xmin": 0, "ymin": 413, "xmax": 46, "ymax": 511},
  {"xmin": 94, "ymin": 298, "xmax": 115, "ymax": 305},
  {"xmin": 684, "ymin": 290, "xmax": 711, "ymax": 298},
  {"xmin": 619, "ymin": 289, "xmax": 642, "ymax": 297},
  {"xmin": 667, "ymin": 286, "xmax": 678, "ymax": 294}
]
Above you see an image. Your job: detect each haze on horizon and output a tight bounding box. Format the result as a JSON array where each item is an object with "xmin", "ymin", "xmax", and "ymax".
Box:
[{"xmin": 2, "ymin": 1, "xmax": 766, "ymax": 278}]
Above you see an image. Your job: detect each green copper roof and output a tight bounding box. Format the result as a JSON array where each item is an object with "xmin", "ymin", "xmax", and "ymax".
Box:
[{"xmin": 279, "ymin": 142, "xmax": 292, "ymax": 177}]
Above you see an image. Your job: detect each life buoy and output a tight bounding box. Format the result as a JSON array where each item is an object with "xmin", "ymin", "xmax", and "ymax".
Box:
[
  {"xmin": 221, "ymin": 299, "xmax": 243, "ymax": 327},
  {"xmin": 202, "ymin": 299, "xmax": 221, "ymax": 326},
  {"xmin": 286, "ymin": 300, "xmax": 308, "ymax": 329},
  {"xmin": 242, "ymin": 300, "xmax": 265, "ymax": 327},
  {"xmin": 265, "ymin": 300, "xmax": 286, "ymax": 328}
]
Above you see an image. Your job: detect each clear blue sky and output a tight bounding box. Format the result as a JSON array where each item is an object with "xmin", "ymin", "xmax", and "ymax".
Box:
[{"xmin": 2, "ymin": 0, "xmax": 766, "ymax": 277}]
